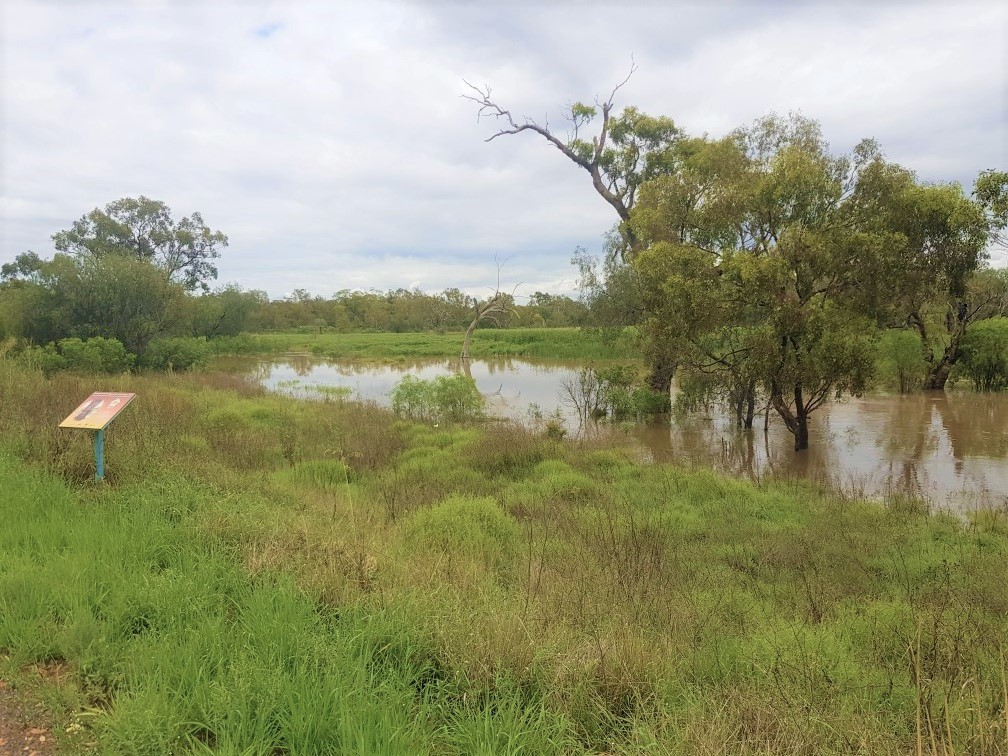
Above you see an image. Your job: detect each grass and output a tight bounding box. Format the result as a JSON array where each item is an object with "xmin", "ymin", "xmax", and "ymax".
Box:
[
  {"xmin": 1, "ymin": 359, "xmax": 1007, "ymax": 753},
  {"xmin": 201, "ymin": 327, "xmax": 640, "ymax": 362}
]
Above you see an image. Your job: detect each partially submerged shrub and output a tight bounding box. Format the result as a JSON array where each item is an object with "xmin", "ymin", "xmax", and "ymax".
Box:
[
  {"xmin": 959, "ymin": 317, "xmax": 1008, "ymax": 391},
  {"xmin": 141, "ymin": 337, "xmax": 211, "ymax": 371},
  {"xmin": 561, "ymin": 364, "xmax": 669, "ymax": 424},
  {"xmin": 876, "ymin": 329, "xmax": 926, "ymax": 393},
  {"xmin": 391, "ymin": 374, "xmax": 484, "ymax": 423}
]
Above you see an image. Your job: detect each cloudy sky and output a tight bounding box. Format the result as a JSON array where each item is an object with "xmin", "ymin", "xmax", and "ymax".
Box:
[{"xmin": 2, "ymin": 0, "xmax": 1006, "ymax": 300}]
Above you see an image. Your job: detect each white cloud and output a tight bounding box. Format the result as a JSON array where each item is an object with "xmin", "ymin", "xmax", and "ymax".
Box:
[{"xmin": 2, "ymin": 0, "xmax": 1006, "ymax": 296}]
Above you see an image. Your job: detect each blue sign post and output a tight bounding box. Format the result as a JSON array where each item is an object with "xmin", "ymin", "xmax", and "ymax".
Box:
[{"xmin": 94, "ymin": 429, "xmax": 106, "ymax": 481}]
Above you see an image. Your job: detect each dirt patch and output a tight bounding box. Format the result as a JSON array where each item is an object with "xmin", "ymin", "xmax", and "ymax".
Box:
[
  {"xmin": 0, "ymin": 679, "xmax": 56, "ymax": 756},
  {"xmin": 0, "ymin": 661, "xmax": 72, "ymax": 756}
]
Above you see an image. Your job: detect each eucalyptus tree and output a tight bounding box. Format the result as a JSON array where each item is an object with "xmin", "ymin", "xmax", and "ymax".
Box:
[
  {"xmin": 631, "ymin": 115, "xmax": 885, "ymax": 450},
  {"xmin": 850, "ymin": 164, "xmax": 1007, "ymax": 389},
  {"xmin": 52, "ymin": 196, "xmax": 228, "ymax": 292},
  {"xmin": 0, "ymin": 251, "xmax": 185, "ymax": 355}
]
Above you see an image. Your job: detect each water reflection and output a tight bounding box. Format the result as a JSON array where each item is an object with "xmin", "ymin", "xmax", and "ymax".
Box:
[{"xmin": 226, "ymin": 355, "xmax": 1008, "ymax": 512}]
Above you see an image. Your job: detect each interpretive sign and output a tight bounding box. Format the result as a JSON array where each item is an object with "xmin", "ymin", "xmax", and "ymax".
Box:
[
  {"xmin": 59, "ymin": 392, "xmax": 136, "ymax": 430},
  {"xmin": 59, "ymin": 392, "xmax": 136, "ymax": 480}
]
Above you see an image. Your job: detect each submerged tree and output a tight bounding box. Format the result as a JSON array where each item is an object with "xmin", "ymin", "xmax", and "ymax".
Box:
[
  {"xmin": 851, "ymin": 164, "xmax": 1008, "ymax": 389},
  {"xmin": 631, "ymin": 115, "xmax": 885, "ymax": 449}
]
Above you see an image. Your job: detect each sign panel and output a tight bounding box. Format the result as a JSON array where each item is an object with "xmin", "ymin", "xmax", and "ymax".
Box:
[{"xmin": 59, "ymin": 392, "xmax": 136, "ymax": 430}]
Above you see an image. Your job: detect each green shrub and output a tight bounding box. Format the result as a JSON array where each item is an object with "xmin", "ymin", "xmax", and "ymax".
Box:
[
  {"xmin": 19, "ymin": 343, "xmax": 68, "ymax": 375},
  {"xmin": 959, "ymin": 317, "xmax": 1008, "ymax": 391},
  {"xmin": 142, "ymin": 337, "xmax": 211, "ymax": 371},
  {"xmin": 391, "ymin": 374, "xmax": 484, "ymax": 423},
  {"xmin": 876, "ymin": 329, "xmax": 926, "ymax": 393},
  {"xmin": 28, "ymin": 337, "xmax": 136, "ymax": 374}
]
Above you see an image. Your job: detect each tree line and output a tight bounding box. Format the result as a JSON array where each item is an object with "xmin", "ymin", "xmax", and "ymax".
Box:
[
  {"xmin": 0, "ymin": 195, "xmax": 587, "ymax": 365},
  {"xmin": 469, "ymin": 76, "xmax": 1008, "ymax": 449}
]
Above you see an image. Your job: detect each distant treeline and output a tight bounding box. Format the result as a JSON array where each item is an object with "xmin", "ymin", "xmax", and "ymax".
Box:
[
  {"xmin": 0, "ymin": 279, "xmax": 586, "ymax": 344},
  {"xmin": 0, "ymin": 196, "xmax": 590, "ymax": 367},
  {"xmin": 252, "ymin": 287, "xmax": 587, "ymax": 333}
]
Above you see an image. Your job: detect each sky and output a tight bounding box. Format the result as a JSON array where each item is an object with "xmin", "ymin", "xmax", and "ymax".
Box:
[{"xmin": 1, "ymin": 0, "xmax": 1006, "ymax": 301}]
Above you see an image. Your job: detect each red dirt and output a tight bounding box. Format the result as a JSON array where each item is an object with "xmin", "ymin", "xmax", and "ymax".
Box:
[{"xmin": 0, "ymin": 666, "xmax": 60, "ymax": 756}]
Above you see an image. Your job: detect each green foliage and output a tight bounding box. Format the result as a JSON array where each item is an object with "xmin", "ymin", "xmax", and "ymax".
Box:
[
  {"xmin": 187, "ymin": 285, "xmax": 268, "ymax": 337},
  {"xmin": 597, "ymin": 364, "xmax": 670, "ymax": 419},
  {"xmin": 58, "ymin": 336, "xmax": 135, "ymax": 373},
  {"xmin": 959, "ymin": 317, "xmax": 1008, "ymax": 391},
  {"xmin": 876, "ymin": 329, "xmax": 927, "ymax": 393},
  {"xmin": 401, "ymin": 495, "xmax": 521, "ymax": 574},
  {"xmin": 2, "ymin": 252, "xmax": 186, "ymax": 355},
  {"xmin": 391, "ymin": 374, "xmax": 484, "ymax": 423},
  {"xmin": 141, "ymin": 336, "xmax": 211, "ymax": 371},
  {"xmin": 51, "ymin": 195, "xmax": 227, "ymax": 292},
  {"xmin": 22, "ymin": 336, "xmax": 135, "ymax": 375},
  {"xmin": 630, "ymin": 116, "xmax": 900, "ymax": 446}
]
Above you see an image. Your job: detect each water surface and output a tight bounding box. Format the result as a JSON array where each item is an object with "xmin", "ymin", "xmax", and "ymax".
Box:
[{"xmin": 227, "ymin": 354, "xmax": 1008, "ymax": 512}]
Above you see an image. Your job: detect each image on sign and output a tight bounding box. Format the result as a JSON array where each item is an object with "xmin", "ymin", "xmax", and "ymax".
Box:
[{"xmin": 59, "ymin": 392, "xmax": 136, "ymax": 430}]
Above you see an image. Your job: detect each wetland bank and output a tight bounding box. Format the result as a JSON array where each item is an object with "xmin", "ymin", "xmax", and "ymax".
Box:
[
  {"xmin": 232, "ymin": 351, "xmax": 1008, "ymax": 512},
  {"xmin": 2, "ymin": 17, "xmax": 1007, "ymax": 749},
  {"xmin": 3, "ymin": 329, "xmax": 1007, "ymax": 753}
]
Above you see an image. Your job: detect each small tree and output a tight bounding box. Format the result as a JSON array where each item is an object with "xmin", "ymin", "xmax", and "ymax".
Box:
[{"xmin": 959, "ymin": 317, "xmax": 1008, "ymax": 391}]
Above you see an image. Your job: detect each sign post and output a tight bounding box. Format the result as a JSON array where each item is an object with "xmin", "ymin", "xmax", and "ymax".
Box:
[{"xmin": 59, "ymin": 392, "xmax": 136, "ymax": 481}]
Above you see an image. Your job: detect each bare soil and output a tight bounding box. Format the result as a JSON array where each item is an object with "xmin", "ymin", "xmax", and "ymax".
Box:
[{"xmin": 0, "ymin": 662, "xmax": 63, "ymax": 756}]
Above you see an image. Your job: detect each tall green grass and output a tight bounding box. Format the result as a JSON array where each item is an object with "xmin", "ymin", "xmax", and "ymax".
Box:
[
  {"xmin": 202, "ymin": 327, "xmax": 640, "ymax": 361},
  {"xmin": 1, "ymin": 360, "xmax": 1007, "ymax": 753}
]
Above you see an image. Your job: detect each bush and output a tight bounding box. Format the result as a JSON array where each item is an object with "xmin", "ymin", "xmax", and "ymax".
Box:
[
  {"xmin": 19, "ymin": 343, "xmax": 68, "ymax": 376},
  {"xmin": 141, "ymin": 337, "xmax": 211, "ymax": 371},
  {"xmin": 23, "ymin": 337, "xmax": 136, "ymax": 375},
  {"xmin": 959, "ymin": 317, "xmax": 1008, "ymax": 391},
  {"xmin": 391, "ymin": 374, "xmax": 484, "ymax": 423},
  {"xmin": 562, "ymin": 364, "xmax": 669, "ymax": 423},
  {"xmin": 876, "ymin": 329, "xmax": 926, "ymax": 393}
]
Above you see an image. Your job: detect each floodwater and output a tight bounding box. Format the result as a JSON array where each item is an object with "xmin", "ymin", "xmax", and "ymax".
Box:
[{"xmin": 227, "ymin": 354, "xmax": 1008, "ymax": 512}]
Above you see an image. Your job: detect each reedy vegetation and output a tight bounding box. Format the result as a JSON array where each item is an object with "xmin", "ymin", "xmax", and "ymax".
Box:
[{"xmin": 1, "ymin": 360, "xmax": 1007, "ymax": 754}]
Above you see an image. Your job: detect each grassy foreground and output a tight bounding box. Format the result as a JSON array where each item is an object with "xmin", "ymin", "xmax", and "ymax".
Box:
[
  {"xmin": 1, "ymin": 362, "xmax": 1007, "ymax": 754},
  {"xmin": 206, "ymin": 327, "xmax": 639, "ymax": 361}
]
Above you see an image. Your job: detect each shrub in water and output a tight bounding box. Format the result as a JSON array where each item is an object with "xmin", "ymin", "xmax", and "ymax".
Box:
[
  {"xmin": 141, "ymin": 337, "xmax": 211, "ymax": 371},
  {"xmin": 959, "ymin": 317, "xmax": 1008, "ymax": 391},
  {"xmin": 876, "ymin": 329, "xmax": 926, "ymax": 393},
  {"xmin": 391, "ymin": 374, "xmax": 483, "ymax": 423}
]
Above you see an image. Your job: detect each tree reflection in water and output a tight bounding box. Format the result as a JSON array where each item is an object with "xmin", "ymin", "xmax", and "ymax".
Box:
[{"xmin": 229, "ymin": 354, "xmax": 1008, "ymax": 512}]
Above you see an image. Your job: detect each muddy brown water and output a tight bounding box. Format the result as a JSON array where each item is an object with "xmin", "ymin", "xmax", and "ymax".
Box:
[{"xmin": 227, "ymin": 355, "xmax": 1008, "ymax": 512}]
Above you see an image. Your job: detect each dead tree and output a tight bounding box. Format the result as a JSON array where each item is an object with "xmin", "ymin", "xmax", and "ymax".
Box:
[
  {"xmin": 463, "ymin": 64, "xmax": 684, "ymax": 392},
  {"xmin": 463, "ymin": 61, "xmax": 681, "ymax": 256},
  {"xmin": 461, "ymin": 262, "xmax": 519, "ymax": 360},
  {"xmin": 463, "ymin": 67, "xmax": 639, "ymax": 227}
]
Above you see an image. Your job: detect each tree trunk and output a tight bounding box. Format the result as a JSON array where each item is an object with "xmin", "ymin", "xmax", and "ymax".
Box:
[
  {"xmin": 461, "ymin": 318, "xmax": 478, "ymax": 360},
  {"xmin": 743, "ymin": 382, "xmax": 756, "ymax": 430},
  {"xmin": 647, "ymin": 355, "xmax": 676, "ymax": 394},
  {"xmin": 770, "ymin": 381, "xmax": 810, "ymax": 451},
  {"xmin": 923, "ymin": 357, "xmax": 954, "ymax": 390}
]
